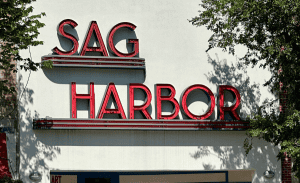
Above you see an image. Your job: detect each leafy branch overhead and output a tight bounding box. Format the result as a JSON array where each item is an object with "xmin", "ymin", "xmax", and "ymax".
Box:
[
  {"xmin": 0, "ymin": 0, "xmax": 45, "ymax": 71},
  {"xmin": 0, "ymin": 0, "xmax": 45, "ymax": 119},
  {"xmin": 191, "ymin": 0, "xmax": 300, "ymax": 178}
]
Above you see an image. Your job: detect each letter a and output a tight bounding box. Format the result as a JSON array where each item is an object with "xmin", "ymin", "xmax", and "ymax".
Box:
[
  {"xmin": 80, "ymin": 21, "xmax": 108, "ymax": 56},
  {"xmin": 98, "ymin": 83, "xmax": 126, "ymax": 119}
]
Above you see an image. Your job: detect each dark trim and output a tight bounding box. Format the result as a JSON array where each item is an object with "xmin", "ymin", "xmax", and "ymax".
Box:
[{"xmin": 50, "ymin": 170, "xmax": 230, "ymax": 183}]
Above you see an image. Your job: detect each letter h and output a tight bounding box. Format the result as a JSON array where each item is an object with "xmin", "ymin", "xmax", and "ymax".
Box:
[{"xmin": 71, "ymin": 82, "xmax": 95, "ymax": 118}]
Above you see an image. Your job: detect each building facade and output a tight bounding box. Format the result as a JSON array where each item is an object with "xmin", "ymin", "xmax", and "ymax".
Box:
[{"xmin": 18, "ymin": 0, "xmax": 286, "ymax": 182}]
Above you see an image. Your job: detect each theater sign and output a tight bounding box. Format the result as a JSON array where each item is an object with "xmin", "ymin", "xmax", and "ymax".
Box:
[{"xmin": 32, "ymin": 19, "xmax": 250, "ymax": 130}]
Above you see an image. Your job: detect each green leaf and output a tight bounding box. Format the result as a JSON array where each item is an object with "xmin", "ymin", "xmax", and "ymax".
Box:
[{"xmin": 41, "ymin": 60, "xmax": 53, "ymax": 69}]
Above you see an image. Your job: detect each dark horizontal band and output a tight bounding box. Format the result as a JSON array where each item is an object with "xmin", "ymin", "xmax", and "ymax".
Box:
[{"xmin": 33, "ymin": 118, "xmax": 250, "ymax": 131}]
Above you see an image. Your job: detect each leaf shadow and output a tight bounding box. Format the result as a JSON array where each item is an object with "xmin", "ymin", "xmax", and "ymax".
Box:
[
  {"xmin": 189, "ymin": 54, "xmax": 280, "ymax": 182},
  {"xmin": 19, "ymin": 73, "xmax": 61, "ymax": 181},
  {"xmin": 205, "ymin": 53, "xmax": 261, "ymax": 119}
]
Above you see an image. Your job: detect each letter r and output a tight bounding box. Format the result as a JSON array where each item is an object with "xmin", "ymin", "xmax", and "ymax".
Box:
[{"xmin": 71, "ymin": 82, "xmax": 95, "ymax": 118}]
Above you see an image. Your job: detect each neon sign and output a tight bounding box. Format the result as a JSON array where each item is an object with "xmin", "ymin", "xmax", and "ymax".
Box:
[
  {"xmin": 42, "ymin": 19, "xmax": 143, "ymax": 69},
  {"xmin": 35, "ymin": 20, "xmax": 249, "ymax": 130},
  {"xmin": 33, "ymin": 83, "xmax": 247, "ymax": 130},
  {"xmin": 70, "ymin": 82, "xmax": 241, "ymax": 121},
  {"xmin": 53, "ymin": 19, "xmax": 138, "ymax": 57}
]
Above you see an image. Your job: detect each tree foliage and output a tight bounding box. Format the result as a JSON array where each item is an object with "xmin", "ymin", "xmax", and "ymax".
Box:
[
  {"xmin": 190, "ymin": 0, "xmax": 300, "ymax": 178},
  {"xmin": 0, "ymin": 176, "xmax": 22, "ymax": 183},
  {"xmin": 0, "ymin": 0, "xmax": 45, "ymax": 121}
]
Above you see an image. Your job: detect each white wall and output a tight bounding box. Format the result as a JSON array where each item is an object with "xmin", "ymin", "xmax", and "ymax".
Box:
[{"xmin": 19, "ymin": 0, "xmax": 279, "ymax": 182}]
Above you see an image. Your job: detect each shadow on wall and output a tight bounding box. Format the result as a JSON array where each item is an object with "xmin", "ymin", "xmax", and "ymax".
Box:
[
  {"xmin": 190, "ymin": 54, "xmax": 279, "ymax": 182},
  {"xmin": 19, "ymin": 73, "xmax": 61, "ymax": 181},
  {"xmin": 42, "ymin": 67, "xmax": 145, "ymax": 85},
  {"xmin": 205, "ymin": 53, "xmax": 261, "ymax": 120},
  {"xmin": 190, "ymin": 141, "xmax": 280, "ymax": 182}
]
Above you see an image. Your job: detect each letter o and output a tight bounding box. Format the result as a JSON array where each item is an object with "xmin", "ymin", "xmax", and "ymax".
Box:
[{"xmin": 181, "ymin": 84, "xmax": 215, "ymax": 120}]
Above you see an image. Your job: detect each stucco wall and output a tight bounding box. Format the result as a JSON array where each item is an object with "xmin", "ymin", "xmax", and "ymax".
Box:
[{"xmin": 19, "ymin": 0, "xmax": 279, "ymax": 182}]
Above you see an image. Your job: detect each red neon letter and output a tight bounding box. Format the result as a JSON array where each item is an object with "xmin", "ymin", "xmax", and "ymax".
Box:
[
  {"xmin": 71, "ymin": 82, "xmax": 95, "ymax": 118},
  {"xmin": 108, "ymin": 22, "xmax": 139, "ymax": 57},
  {"xmin": 98, "ymin": 83, "xmax": 126, "ymax": 119},
  {"xmin": 55, "ymin": 176, "xmax": 61, "ymax": 183},
  {"xmin": 181, "ymin": 84, "xmax": 215, "ymax": 120},
  {"xmin": 80, "ymin": 21, "xmax": 108, "ymax": 56},
  {"xmin": 219, "ymin": 85, "xmax": 241, "ymax": 120},
  {"xmin": 156, "ymin": 84, "xmax": 180, "ymax": 120},
  {"xmin": 53, "ymin": 19, "xmax": 79, "ymax": 55},
  {"xmin": 129, "ymin": 84, "xmax": 152, "ymax": 119}
]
